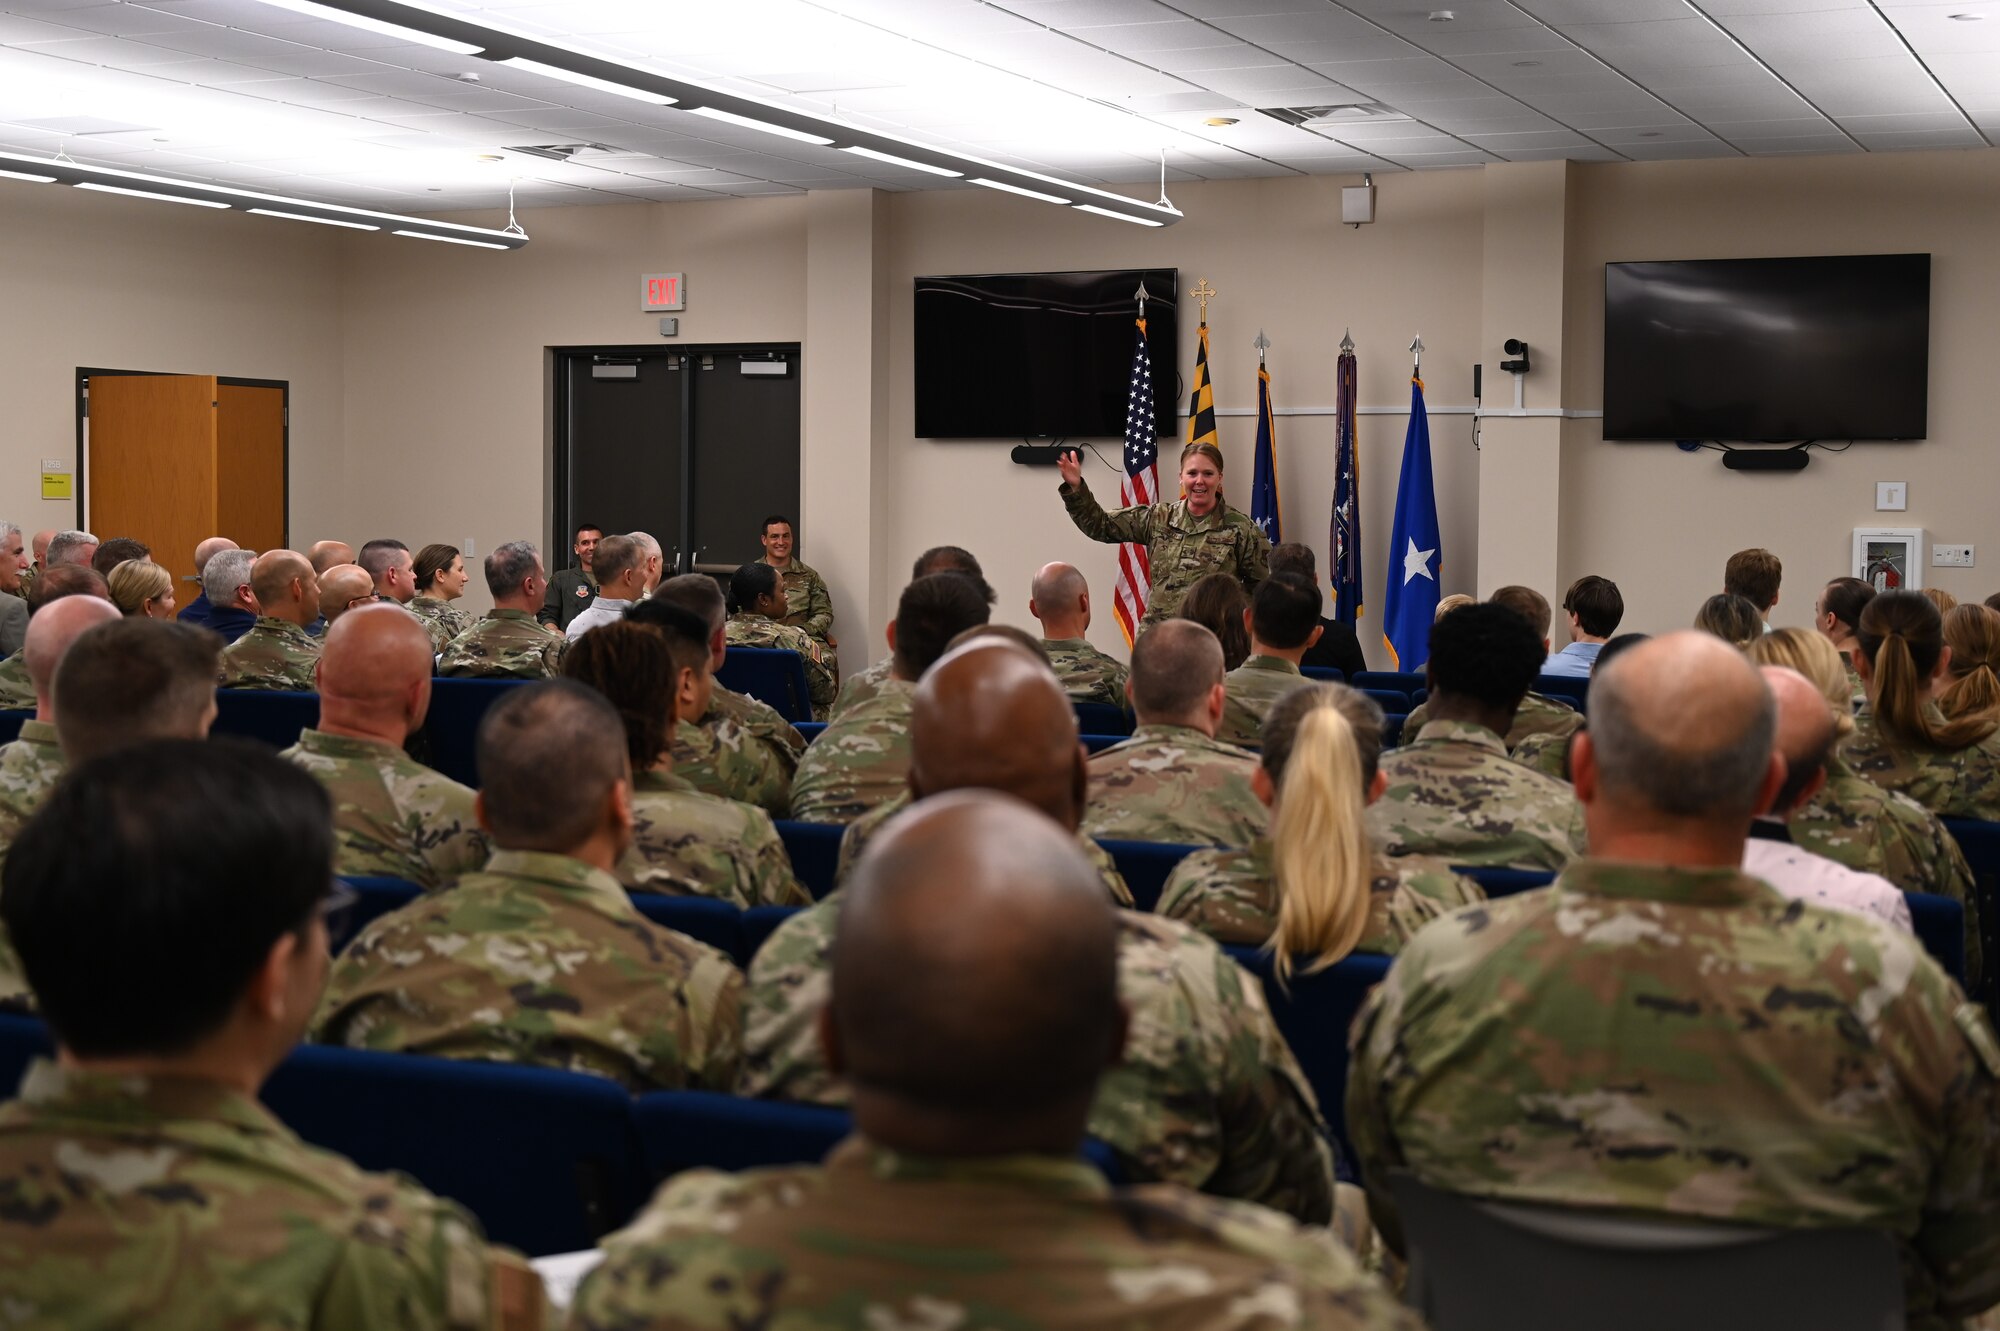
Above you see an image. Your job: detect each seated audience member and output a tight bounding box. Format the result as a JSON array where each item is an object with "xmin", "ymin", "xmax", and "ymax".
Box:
[
  {"xmin": 1347, "ymin": 632, "xmax": 2000, "ymax": 1329},
  {"xmin": 537, "ymin": 522, "xmax": 602, "ymax": 632},
  {"xmin": 199, "ymin": 547, "xmax": 260, "ymax": 645},
  {"xmin": 0, "ymin": 566, "xmax": 113, "ymax": 709},
  {"xmin": 0, "ymin": 596, "xmax": 121, "ymax": 849},
  {"xmin": 1160, "ymin": 682, "xmax": 1482, "ymax": 963},
  {"xmin": 826, "ymin": 638, "xmax": 1130, "ymax": 905},
  {"xmin": 315, "ymin": 681, "xmax": 743, "ymax": 1093},
  {"xmin": 1511, "ymin": 632, "xmax": 1653, "ymax": 780},
  {"xmin": 1724, "ymin": 545, "xmax": 1782, "ymax": 627},
  {"xmin": 563, "ymin": 619, "xmax": 805, "ymax": 908},
  {"xmin": 1371, "ymin": 602, "xmax": 1587, "ymax": 870},
  {"xmin": 1543, "ymin": 574, "xmax": 1622, "ymax": 677},
  {"xmin": 1694, "ymin": 591, "xmax": 1765, "ymax": 649},
  {"xmin": 1405, "ymin": 587, "xmax": 1584, "ymax": 752},
  {"xmin": 1028, "ymin": 560, "xmax": 1129, "ymax": 710},
  {"xmin": 107, "ymin": 559, "xmax": 177, "ymax": 620},
  {"xmin": 590, "ymin": 793, "xmax": 1406, "ymax": 1330},
  {"xmin": 356, "ymin": 538, "xmax": 416, "ymax": 606},
  {"xmin": 281, "ymin": 605, "xmax": 487, "ymax": 889},
  {"xmin": 1081, "ymin": 620, "xmax": 1265, "ymax": 848},
  {"xmin": 217, "ymin": 550, "xmax": 322, "ymax": 691},
  {"xmin": 1817, "ymin": 575, "xmax": 1876, "ymax": 706},
  {"xmin": 834, "ymin": 545, "xmax": 994, "ymax": 716},
  {"xmin": 1926, "ymin": 587, "xmax": 1960, "ymax": 618},
  {"xmin": 626, "ymin": 531, "xmax": 665, "ymax": 599},
  {"xmin": 1842, "ymin": 589, "xmax": 2000, "ymax": 820},
  {"xmin": 756, "ymin": 515, "xmax": 834, "ymax": 647},
  {"xmin": 1270, "ymin": 541, "xmax": 1367, "ymax": 678},
  {"xmin": 1176, "ymin": 571, "xmax": 1252, "ymax": 671},
  {"xmin": 745, "ymin": 667, "xmax": 1340, "ymax": 1224},
  {"xmin": 308, "ymin": 539, "xmax": 354, "ymax": 575},
  {"xmin": 437, "ymin": 541, "xmax": 565, "ymax": 679},
  {"xmin": 565, "ymin": 535, "xmax": 646, "ymax": 643},
  {"xmin": 408, "ymin": 543, "xmax": 471, "ymax": 654},
  {"xmin": 790, "ymin": 573, "xmax": 989, "ymax": 824},
  {"xmin": 1217, "ymin": 573, "xmax": 1322, "ymax": 747},
  {"xmin": 88, "ymin": 536, "xmax": 148, "ymax": 579},
  {"xmin": 0, "ymin": 740, "xmax": 543, "ymax": 1328},
  {"xmin": 644, "ymin": 577, "xmax": 803, "ymax": 815},
  {"xmin": 723, "ymin": 561, "xmax": 837, "ymax": 718},
  {"xmin": 0, "ymin": 522, "xmax": 25, "ymax": 658},
  {"xmin": 177, "ymin": 536, "xmax": 239, "ymax": 628},
  {"xmin": 1432, "ymin": 592, "xmax": 1475, "ymax": 621},
  {"xmin": 1939, "ymin": 602, "xmax": 2000, "ymax": 724},
  {"xmin": 23, "ymin": 530, "xmax": 52, "ymax": 582},
  {"xmin": 315, "ymin": 563, "xmax": 380, "ymax": 632},
  {"xmin": 45, "ymin": 529, "xmax": 99, "ymax": 571},
  {"xmin": 1746, "ymin": 666, "xmax": 1912, "ymax": 930}
]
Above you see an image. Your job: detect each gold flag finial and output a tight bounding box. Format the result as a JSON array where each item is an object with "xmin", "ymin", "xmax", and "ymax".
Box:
[{"xmin": 1190, "ymin": 278, "xmax": 1216, "ymax": 323}]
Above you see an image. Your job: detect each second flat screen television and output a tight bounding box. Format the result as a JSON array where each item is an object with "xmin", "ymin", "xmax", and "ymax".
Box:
[{"xmin": 915, "ymin": 269, "xmax": 1179, "ymax": 439}]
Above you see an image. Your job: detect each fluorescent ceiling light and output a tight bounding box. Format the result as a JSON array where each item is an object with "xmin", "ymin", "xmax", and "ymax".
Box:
[
  {"xmin": 0, "ymin": 168, "xmax": 56, "ymax": 184},
  {"xmin": 498, "ymin": 58, "xmax": 675, "ymax": 106},
  {"xmin": 77, "ymin": 182, "xmax": 230, "ymax": 208},
  {"xmin": 686, "ymin": 106, "xmax": 834, "ymax": 145},
  {"xmin": 842, "ymin": 145, "xmax": 961, "ymax": 177},
  {"xmin": 247, "ymin": 0, "xmax": 483, "ymax": 55},
  {"xmin": 393, "ymin": 229, "xmax": 511, "ymax": 249},
  {"xmin": 1072, "ymin": 203, "xmax": 1164, "ymax": 227},
  {"xmin": 248, "ymin": 207, "xmax": 380, "ymax": 230},
  {"xmin": 970, "ymin": 177, "xmax": 1072, "ymax": 206}
]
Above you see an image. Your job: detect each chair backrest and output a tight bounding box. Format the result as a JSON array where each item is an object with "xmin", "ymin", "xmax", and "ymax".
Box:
[
  {"xmin": 1940, "ymin": 818, "xmax": 2000, "ymax": 1007},
  {"xmin": 1081, "ymin": 733, "xmax": 1124, "ymax": 755},
  {"xmin": 419, "ymin": 677, "xmax": 525, "ymax": 786},
  {"xmin": 1355, "ymin": 670, "xmax": 1425, "ymax": 697},
  {"xmin": 1362, "ymin": 688, "xmax": 1410, "ymax": 713},
  {"xmin": 334, "ymin": 876, "xmax": 424, "ymax": 952},
  {"xmin": 1224, "ymin": 946, "xmax": 1391, "ymax": 1169},
  {"xmin": 743, "ymin": 905, "xmax": 805, "ymax": 965},
  {"xmin": 1906, "ymin": 891, "xmax": 1965, "ymax": 983},
  {"xmin": 1534, "ymin": 675, "xmax": 1590, "ymax": 713},
  {"xmin": 776, "ymin": 819, "xmax": 846, "ymax": 900},
  {"xmin": 210, "ymin": 689, "xmax": 320, "ymax": 749},
  {"xmin": 716, "ymin": 647, "xmax": 815, "ymax": 724},
  {"xmin": 1459, "ymin": 867, "xmax": 1556, "ymax": 899},
  {"xmin": 630, "ymin": 894, "xmax": 748, "ymax": 965},
  {"xmin": 0, "ymin": 711, "xmax": 31, "ymax": 746},
  {"xmin": 1382, "ymin": 713, "xmax": 1406, "ymax": 747},
  {"xmin": 633, "ymin": 1090, "xmax": 849, "ymax": 1181},
  {"xmin": 1390, "ymin": 1171, "xmax": 1905, "ymax": 1331},
  {"xmin": 1073, "ymin": 701, "xmax": 1133, "ymax": 737},
  {"xmin": 0, "ymin": 1012, "xmax": 52, "ymax": 1099},
  {"xmin": 1300, "ymin": 666, "xmax": 1345, "ymax": 683},
  {"xmin": 1094, "ymin": 839, "xmax": 1202, "ymax": 913},
  {"xmin": 795, "ymin": 721, "xmax": 826, "ymax": 743},
  {"xmin": 262, "ymin": 1043, "xmax": 648, "ymax": 1257}
]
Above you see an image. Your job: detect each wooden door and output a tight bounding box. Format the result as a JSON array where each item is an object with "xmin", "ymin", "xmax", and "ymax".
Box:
[
  {"xmin": 216, "ymin": 384, "xmax": 286, "ymax": 554},
  {"xmin": 87, "ymin": 374, "xmax": 218, "ymax": 595}
]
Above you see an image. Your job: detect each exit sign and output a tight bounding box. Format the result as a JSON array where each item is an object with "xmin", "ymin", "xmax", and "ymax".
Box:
[{"xmin": 641, "ymin": 272, "xmax": 686, "ymax": 312}]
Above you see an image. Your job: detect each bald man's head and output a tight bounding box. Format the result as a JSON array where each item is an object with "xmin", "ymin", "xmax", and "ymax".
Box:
[
  {"xmin": 1587, "ymin": 631, "xmax": 1777, "ymax": 822},
  {"xmin": 317, "ymin": 565, "xmax": 377, "ymax": 627},
  {"xmin": 831, "ymin": 792, "xmax": 1121, "ymax": 1142},
  {"xmin": 308, "ymin": 540, "xmax": 355, "ymax": 575},
  {"xmin": 909, "ymin": 640, "xmax": 1084, "ymax": 829},
  {"xmin": 1029, "ymin": 562, "xmax": 1091, "ymax": 640},
  {"xmin": 316, "ymin": 603, "xmax": 434, "ymax": 737},
  {"xmin": 192, "ymin": 537, "xmax": 238, "ymax": 574},
  {"xmin": 24, "ymin": 595, "xmax": 121, "ymax": 699},
  {"xmin": 1760, "ymin": 665, "xmax": 1836, "ymax": 815},
  {"xmin": 249, "ymin": 550, "xmax": 319, "ymax": 626}
]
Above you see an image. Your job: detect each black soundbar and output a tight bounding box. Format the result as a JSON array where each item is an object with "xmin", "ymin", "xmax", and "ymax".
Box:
[{"xmin": 1721, "ymin": 448, "xmax": 1810, "ymax": 473}]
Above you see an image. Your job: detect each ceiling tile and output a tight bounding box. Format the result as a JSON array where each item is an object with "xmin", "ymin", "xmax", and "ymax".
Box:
[
  {"xmin": 1734, "ymin": 133, "xmax": 1863, "ymax": 153},
  {"xmin": 1063, "ymin": 19, "xmax": 1233, "ymax": 52},
  {"xmin": 1850, "ymin": 126, "xmax": 1988, "ymax": 148},
  {"xmin": 1497, "ymin": 142, "xmax": 1623, "ymax": 159},
  {"xmin": 1616, "ymin": 139, "xmax": 1742, "ymax": 158},
  {"xmin": 1459, "ymin": 127, "xmax": 1596, "ymax": 148},
  {"xmin": 1511, "ymin": 0, "xmax": 1691, "ymax": 20}
]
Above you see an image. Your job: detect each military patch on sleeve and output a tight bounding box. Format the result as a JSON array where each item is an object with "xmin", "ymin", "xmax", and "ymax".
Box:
[{"xmin": 1955, "ymin": 1002, "xmax": 2000, "ymax": 1079}]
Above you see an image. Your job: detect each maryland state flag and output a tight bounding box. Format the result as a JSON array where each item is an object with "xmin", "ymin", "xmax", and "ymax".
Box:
[
  {"xmin": 1185, "ymin": 322, "xmax": 1218, "ymax": 463},
  {"xmin": 1249, "ymin": 362, "xmax": 1281, "ymax": 543}
]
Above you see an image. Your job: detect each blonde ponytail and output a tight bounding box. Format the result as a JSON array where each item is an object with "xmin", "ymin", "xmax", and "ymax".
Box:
[{"xmin": 1266, "ymin": 698, "xmax": 1374, "ymax": 984}]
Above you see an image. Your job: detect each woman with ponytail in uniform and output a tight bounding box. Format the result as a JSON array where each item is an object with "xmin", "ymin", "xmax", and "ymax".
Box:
[
  {"xmin": 1939, "ymin": 603, "xmax": 2000, "ymax": 725},
  {"xmin": 1157, "ymin": 681, "xmax": 1483, "ymax": 980},
  {"xmin": 1841, "ymin": 590, "xmax": 2000, "ymax": 819}
]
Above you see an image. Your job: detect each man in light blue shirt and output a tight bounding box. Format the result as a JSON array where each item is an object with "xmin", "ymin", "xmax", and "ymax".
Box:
[{"xmin": 1543, "ymin": 574, "xmax": 1622, "ymax": 677}]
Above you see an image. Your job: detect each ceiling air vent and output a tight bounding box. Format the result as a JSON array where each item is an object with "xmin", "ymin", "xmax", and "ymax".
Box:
[
  {"xmin": 501, "ymin": 142, "xmax": 627, "ymax": 162},
  {"xmin": 1255, "ymin": 104, "xmax": 1410, "ymax": 128}
]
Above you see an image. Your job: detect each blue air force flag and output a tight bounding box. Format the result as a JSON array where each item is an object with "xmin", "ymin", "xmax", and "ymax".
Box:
[
  {"xmin": 1249, "ymin": 363, "xmax": 1281, "ymax": 544},
  {"xmin": 1382, "ymin": 375, "xmax": 1440, "ymax": 670}
]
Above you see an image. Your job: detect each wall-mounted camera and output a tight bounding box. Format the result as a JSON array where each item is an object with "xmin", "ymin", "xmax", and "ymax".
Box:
[{"xmin": 1499, "ymin": 338, "xmax": 1531, "ymax": 373}]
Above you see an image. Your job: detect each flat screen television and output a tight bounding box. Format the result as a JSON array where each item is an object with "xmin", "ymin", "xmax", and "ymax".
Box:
[
  {"xmin": 1603, "ymin": 253, "xmax": 1930, "ymax": 442},
  {"xmin": 914, "ymin": 269, "xmax": 1178, "ymax": 439}
]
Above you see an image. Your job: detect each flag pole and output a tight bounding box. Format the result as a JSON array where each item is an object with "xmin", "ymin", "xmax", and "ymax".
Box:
[{"xmin": 1410, "ymin": 333, "xmax": 1424, "ymax": 377}]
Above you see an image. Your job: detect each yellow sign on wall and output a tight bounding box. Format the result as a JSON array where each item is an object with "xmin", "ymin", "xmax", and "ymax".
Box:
[{"xmin": 40, "ymin": 471, "xmax": 71, "ymax": 500}]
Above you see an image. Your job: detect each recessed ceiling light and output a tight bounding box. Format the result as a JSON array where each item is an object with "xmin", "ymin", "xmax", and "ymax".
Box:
[
  {"xmin": 455, "ymin": 72, "xmax": 483, "ymax": 82},
  {"xmin": 1204, "ymin": 116, "xmax": 1240, "ymax": 126},
  {"xmin": 1512, "ymin": 60, "xmax": 1541, "ymax": 67},
  {"xmin": 1428, "ymin": 9, "xmax": 1455, "ymax": 20}
]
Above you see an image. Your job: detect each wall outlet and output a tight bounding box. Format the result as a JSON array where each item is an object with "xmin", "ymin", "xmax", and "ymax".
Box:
[
  {"xmin": 1934, "ymin": 543, "xmax": 1975, "ymax": 567},
  {"xmin": 1876, "ymin": 482, "xmax": 1907, "ymax": 511}
]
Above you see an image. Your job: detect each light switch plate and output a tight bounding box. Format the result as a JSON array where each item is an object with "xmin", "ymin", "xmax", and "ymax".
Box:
[
  {"xmin": 462, "ymin": 537, "xmax": 475, "ymax": 558},
  {"xmin": 1934, "ymin": 544, "xmax": 1975, "ymax": 567},
  {"xmin": 1877, "ymin": 482, "xmax": 1907, "ymax": 511}
]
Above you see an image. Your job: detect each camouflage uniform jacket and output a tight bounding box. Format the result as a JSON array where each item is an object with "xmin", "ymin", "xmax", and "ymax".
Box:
[
  {"xmin": 1347, "ymin": 860, "xmax": 2000, "ymax": 1328},
  {"xmin": 725, "ymin": 612, "xmax": 837, "ymax": 719},
  {"xmin": 0, "ymin": 652, "xmax": 36, "ymax": 711},
  {"xmin": 217, "ymin": 616, "xmax": 321, "ymax": 691},
  {"xmin": 1839, "ymin": 705, "xmax": 2000, "ymax": 821},
  {"xmin": 621, "ymin": 768, "xmax": 808, "ymax": 908},
  {"xmin": 763, "ymin": 557, "xmax": 834, "ymax": 643},
  {"xmin": 1043, "ymin": 637, "xmax": 1130, "ymax": 710},
  {"xmin": 0, "ymin": 719, "xmax": 62, "ymax": 857},
  {"xmin": 573, "ymin": 1137, "xmax": 1416, "ymax": 1331},
  {"xmin": 832, "ymin": 654, "xmax": 893, "ymax": 718},
  {"xmin": 1082, "ymin": 723, "xmax": 1266, "ymax": 848},
  {"xmin": 315, "ymin": 848, "xmax": 745, "ymax": 1093},
  {"xmin": 1157, "ymin": 838, "xmax": 1485, "ymax": 954},
  {"xmin": 1217, "ymin": 654, "xmax": 1307, "ymax": 749},
  {"xmin": 1059, "ymin": 481, "xmax": 1271, "ymax": 626},
  {"xmin": 1404, "ymin": 690, "xmax": 1583, "ymax": 753},
  {"xmin": 832, "ymin": 790, "xmax": 1133, "ymax": 907},
  {"xmin": 710, "ymin": 683, "xmax": 807, "ymax": 766},
  {"xmin": 0, "ymin": 1060, "xmax": 543, "ymax": 1330},
  {"xmin": 281, "ymin": 728, "xmax": 489, "ymax": 890},
  {"xmin": 739, "ymin": 896, "xmax": 1338, "ymax": 1223},
  {"xmin": 788, "ymin": 679, "xmax": 914, "ymax": 825},
  {"xmin": 1506, "ymin": 728, "xmax": 1572, "ymax": 781},
  {"xmin": 1368, "ymin": 719, "xmax": 1587, "ymax": 871},
  {"xmin": 410, "ymin": 595, "xmax": 472, "ymax": 656},
  {"xmin": 437, "ymin": 608, "xmax": 567, "ymax": 680},
  {"xmin": 672, "ymin": 715, "xmax": 792, "ymax": 818},
  {"xmin": 1793, "ymin": 751, "xmax": 1983, "ymax": 987}
]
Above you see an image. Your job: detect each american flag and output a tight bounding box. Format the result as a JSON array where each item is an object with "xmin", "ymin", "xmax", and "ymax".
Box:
[{"xmin": 1113, "ymin": 314, "xmax": 1158, "ymax": 647}]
